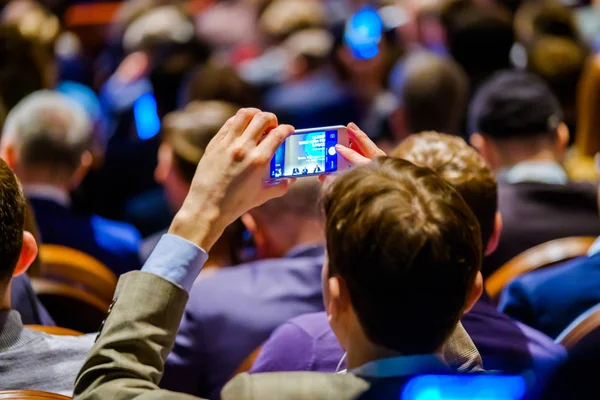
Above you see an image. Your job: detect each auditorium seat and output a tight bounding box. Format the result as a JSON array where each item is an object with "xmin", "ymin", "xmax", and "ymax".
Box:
[
  {"xmin": 486, "ymin": 236, "xmax": 596, "ymax": 303},
  {"xmin": 25, "ymin": 325, "xmax": 84, "ymax": 336},
  {"xmin": 0, "ymin": 390, "xmax": 70, "ymax": 399},
  {"xmin": 234, "ymin": 345, "xmax": 263, "ymax": 376},
  {"xmin": 31, "ymin": 278, "xmax": 108, "ymax": 333},
  {"xmin": 556, "ymin": 303, "xmax": 600, "ymax": 351},
  {"xmin": 38, "ymin": 244, "xmax": 117, "ymax": 303}
]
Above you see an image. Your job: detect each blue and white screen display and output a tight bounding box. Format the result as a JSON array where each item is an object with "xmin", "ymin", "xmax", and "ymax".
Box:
[{"xmin": 269, "ymin": 130, "xmax": 338, "ymax": 179}]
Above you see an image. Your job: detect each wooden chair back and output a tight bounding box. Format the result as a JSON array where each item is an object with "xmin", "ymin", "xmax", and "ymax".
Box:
[
  {"xmin": 233, "ymin": 345, "xmax": 263, "ymax": 376},
  {"xmin": 25, "ymin": 325, "xmax": 84, "ymax": 336},
  {"xmin": 38, "ymin": 244, "xmax": 117, "ymax": 303},
  {"xmin": 486, "ymin": 237, "xmax": 596, "ymax": 303},
  {"xmin": 31, "ymin": 278, "xmax": 109, "ymax": 333},
  {"xmin": 0, "ymin": 391, "xmax": 70, "ymax": 399},
  {"xmin": 557, "ymin": 303, "xmax": 600, "ymax": 351}
]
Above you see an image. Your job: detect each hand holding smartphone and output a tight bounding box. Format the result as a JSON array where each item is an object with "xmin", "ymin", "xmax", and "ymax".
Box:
[{"xmin": 265, "ymin": 126, "xmax": 351, "ymax": 181}]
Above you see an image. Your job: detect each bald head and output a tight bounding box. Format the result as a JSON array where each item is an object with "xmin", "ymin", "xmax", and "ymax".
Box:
[{"xmin": 397, "ymin": 52, "xmax": 468, "ymax": 136}]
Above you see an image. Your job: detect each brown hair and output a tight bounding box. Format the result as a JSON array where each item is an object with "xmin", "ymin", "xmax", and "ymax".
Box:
[
  {"xmin": 162, "ymin": 100, "xmax": 238, "ymax": 183},
  {"xmin": 323, "ymin": 157, "xmax": 481, "ymax": 354},
  {"xmin": 392, "ymin": 132, "xmax": 497, "ymax": 248},
  {"xmin": 0, "ymin": 158, "xmax": 26, "ymax": 283}
]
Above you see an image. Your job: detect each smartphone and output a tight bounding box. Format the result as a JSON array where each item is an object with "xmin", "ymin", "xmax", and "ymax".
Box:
[{"xmin": 266, "ymin": 126, "xmax": 351, "ymax": 181}]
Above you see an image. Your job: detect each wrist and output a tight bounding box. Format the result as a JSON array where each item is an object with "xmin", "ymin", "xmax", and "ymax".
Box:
[{"xmin": 168, "ymin": 203, "xmax": 225, "ymax": 251}]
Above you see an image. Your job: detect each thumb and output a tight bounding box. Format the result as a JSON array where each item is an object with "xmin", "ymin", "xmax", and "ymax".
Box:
[{"xmin": 260, "ymin": 178, "xmax": 296, "ymax": 202}]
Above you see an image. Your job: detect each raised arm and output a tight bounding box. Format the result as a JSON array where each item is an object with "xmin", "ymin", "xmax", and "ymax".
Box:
[{"xmin": 73, "ymin": 109, "xmax": 294, "ymax": 400}]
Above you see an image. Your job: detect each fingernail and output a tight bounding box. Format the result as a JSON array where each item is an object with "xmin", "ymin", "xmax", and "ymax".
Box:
[
  {"xmin": 348, "ymin": 122, "xmax": 358, "ymax": 130},
  {"xmin": 335, "ymin": 144, "xmax": 343, "ymax": 150}
]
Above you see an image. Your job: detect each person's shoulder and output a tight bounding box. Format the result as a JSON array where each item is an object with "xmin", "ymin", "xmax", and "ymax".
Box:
[
  {"xmin": 287, "ymin": 312, "xmax": 331, "ymax": 338},
  {"xmin": 41, "ymin": 332, "xmax": 96, "ymax": 352},
  {"xmin": 222, "ymin": 371, "xmax": 370, "ymax": 400},
  {"xmin": 515, "ymin": 255, "xmax": 591, "ymax": 292}
]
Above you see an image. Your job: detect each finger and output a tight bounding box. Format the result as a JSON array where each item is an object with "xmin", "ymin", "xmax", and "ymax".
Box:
[
  {"xmin": 242, "ymin": 112, "xmax": 278, "ymax": 143},
  {"xmin": 335, "ymin": 144, "xmax": 372, "ymax": 166},
  {"xmin": 257, "ymin": 124, "xmax": 294, "ymax": 157},
  {"xmin": 347, "ymin": 122, "xmax": 386, "ymax": 159},
  {"xmin": 209, "ymin": 116, "xmax": 236, "ymax": 149},
  {"xmin": 261, "ymin": 178, "xmax": 296, "ymax": 202},
  {"xmin": 226, "ymin": 108, "xmax": 261, "ymax": 143}
]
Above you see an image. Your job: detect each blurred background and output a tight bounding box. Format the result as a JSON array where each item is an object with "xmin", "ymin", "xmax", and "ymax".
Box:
[{"xmin": 1, "ymin": 0, "xmax": 599, "ymax": 240}]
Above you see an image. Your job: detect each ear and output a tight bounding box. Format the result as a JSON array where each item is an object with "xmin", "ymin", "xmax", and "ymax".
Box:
[
  {"xmin": 1, "ymin": 142, "xmax": 18, "ymax": 169},
  {"xmin": 12, "ymin": 231, "xmax": 38, "ymax": 277},
  {"xmin": 240, "ymin": 213, "xmax": 257, "ymax": 235},
  {"xmin": 470, "ymin": 133, "xmax": 497, "ymax": 172},
  {"xmin": 484, "ymin": 211, "xmax": 503, "ymax": 256},
  {"xmin": 463, "ymin": 271, "xmax": 483, "ymax": 314},
  {"xmin": 155, "ymin": 143, "xmax": 174, "ymax": 184},
  {"xmin": 388, "ymin": 108, "xmax": 409, "ymax": 143},
  {"xmin": 70, "ymin": 150, "xmax": 93, "ymax": 189},
  {"xmin": 555, "ymin": 123, "xmax": 570, "ymax": 157}
]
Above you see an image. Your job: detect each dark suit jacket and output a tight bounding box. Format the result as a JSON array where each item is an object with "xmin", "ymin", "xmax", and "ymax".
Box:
[
  {"xmin": 483, "ymin": 181, "xmax": 600, "ymax": 278},
  {"xmin": 29, "ymin": 197, "xmax": 142, "ymax": 276},
  {"xmin": 499, "ymin": 252, "xmax": 600, "ymax": 338},
  {"xmin": 161, "ymin": 246, "xmax": 327, "ymax": 398},
  {"xmin": 73, "ymin": 271, "xmax": 481, "ymax": 400},
  {"xmin": 11, "ymin": 274, "xmax": 54, "ymax": 326}
]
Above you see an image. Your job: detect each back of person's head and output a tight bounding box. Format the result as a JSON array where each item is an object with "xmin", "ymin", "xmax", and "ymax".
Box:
[
  {"xmin": 0, "ymin": 158, "xmax": 33, "ymax": 287},
  {"xmin": 442, "ymin": 1, "xmax": 514, "ymax": 89},
  {"xmin": 515, "ymin": 0, "xmax": 580, "ymax": 46},
  {"xmin": 392, "ymin": 52, "xmax": 468, "ymax": 136},
  {"xmin": 468, "ymin": 70, "xmax": 569, "ymax": 171},
  {"xmin": 0, "ymin": 25, "xmax": 51, "ymax": 112},
  {"xmin": 1, "ymin": 90, "xmax": 92, "ymax": 184},
  {"xmin": 392, "ymin": 132, "xmax": 497, "ymax": 252},
  {"xmin": 157, "ymin": 100, "xmax": 238, "ymax": 186},
  {"xmin": 181, "ymin": 62, "xmax": 257, "ymax": 108},
  {"xmin": 282, "ymin": 28, "xmax": 334, "ymax": 77},
  {"xmin": 323, "ymin": 157, "xmax": 481, "ymax": 355},
  {"xmin": 258, "ymin": 0, "xmax": 326, "ymax": 43},
  {"xmin": 527, "ymin": 35, "xmax": 586, "ymax": 121},
  {"xmin": 243, "ymin": 177, "xmax": 324, "ymax": 259}
]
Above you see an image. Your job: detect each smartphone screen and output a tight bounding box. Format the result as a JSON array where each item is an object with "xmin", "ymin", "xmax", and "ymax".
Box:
[{"xmin": 269, "ymin": 129, "xmax": 339, "ymax": 179}]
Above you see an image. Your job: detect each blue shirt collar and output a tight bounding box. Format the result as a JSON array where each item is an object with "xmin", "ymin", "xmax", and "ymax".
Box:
[
  {"xmin": 350, "ymin": 354, "xmax": 449, "ymax": 379},
  {"xmin": 588, "ymin": 236, "xmax": 600, "ymax": 257},
  {"xmin": 497, "ymin": 161, "xmax": 568, "ymax": 185}
]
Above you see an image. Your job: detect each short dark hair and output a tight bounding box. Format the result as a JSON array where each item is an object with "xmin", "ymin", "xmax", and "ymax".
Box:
[
  {"xmin": 392, "ymin": 132, "xmax": 497, "ymax": 248},
  {"xmin": 323, "ymin": 157, "xmax": 482, "ymax": 354},
  {"xmin": 398, "ymin": 52, "xmax": 469, "ymax": 136},
  {"xmin": 162, "ymin": 101, "xmax": 237, "ymax": 183},
  {"xmin": 468, "ymin": 70, "xmax": 563, "ymax": 141},
  {"xmin": 0, "ymin": 158, "xmax": 26, "ymax": 283},
  {"xmin": 442, "ymin": 1, "xmax": 514, "ymax": 88}
]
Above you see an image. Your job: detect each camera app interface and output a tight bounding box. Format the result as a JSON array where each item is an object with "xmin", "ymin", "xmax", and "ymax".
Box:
[{"xmin": 269, "ymin": 130, "xmax": 338, "ymax": 179}]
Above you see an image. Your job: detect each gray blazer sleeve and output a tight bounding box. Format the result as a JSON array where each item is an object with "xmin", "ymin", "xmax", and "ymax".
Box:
[{"xmin": 73, "ymin": 271, "xmax": 201, "ymax": 400}]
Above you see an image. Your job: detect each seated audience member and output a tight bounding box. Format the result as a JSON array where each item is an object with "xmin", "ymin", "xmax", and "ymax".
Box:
[
  {"xmin": 468, "ymin": 71, "xmax": 600, "ymax": 277},
  {"xmin": 0, "ymin": 158, "xmax": 94, "ymax": 395},
  {"xmin": 0, "ymin": 91, "xmax": 142, "ymax": 275},
  {"xmin": 142, "ymin": 100, "xmax": 244, "ymax": 271},
  {"xmin": 499, "ymin": 154, "xmax": 600, "ymax": 338},
  {"xmin": 73, "ymin": 109, "xmax": 484, "ymax": 400},
  {"xmin": 388, "ymin": 51, "xmax": 469, "ymax": 142},
  {"xmin": 161, "ymin": 176, "xmax": 327, "ymax": 398},
  {"xmin": 441, "ymin": 0, "xmax": 514, "ymax": 95},
  {"xmin": 252, "ymin": 129, "xmax": 565, "ymax": 376},
  {"xmin": 526, "ymin": 35, "xmax": 587, "ymax": 136}
]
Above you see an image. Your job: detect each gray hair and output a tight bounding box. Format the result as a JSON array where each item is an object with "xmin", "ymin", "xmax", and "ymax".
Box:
[
  {"xmin": 2, "ymin": 90, "xmax": 92, "ymax": 174},
  {"xmin": 255, "ymin": 177, "xmax": 323, "ymax": 220}
]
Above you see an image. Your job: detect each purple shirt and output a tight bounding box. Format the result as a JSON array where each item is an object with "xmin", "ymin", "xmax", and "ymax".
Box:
[
  {"xmin": 161, "ymin": 244, "xmax": 326, "ymax": 399},
  {"xmin": 251, "ymin": 297, "xmax": 566, "ymax": 377}
]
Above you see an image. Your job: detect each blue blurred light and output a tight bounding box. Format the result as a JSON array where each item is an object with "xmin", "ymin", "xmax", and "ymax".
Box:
[
  {"xmin": 344, "ymin": 7, "xmax": 383, "ymax": 60},
  {"xmin": 133, "ymin": 92, "xmax": 161, "ymax": 140},
  {"xmin": 57, "ymin": 81, "xmax": 103, "ymax": 123},
  {"xmin": 402, "ymin": 375, "xmax": 527, "ymax": 400}
]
